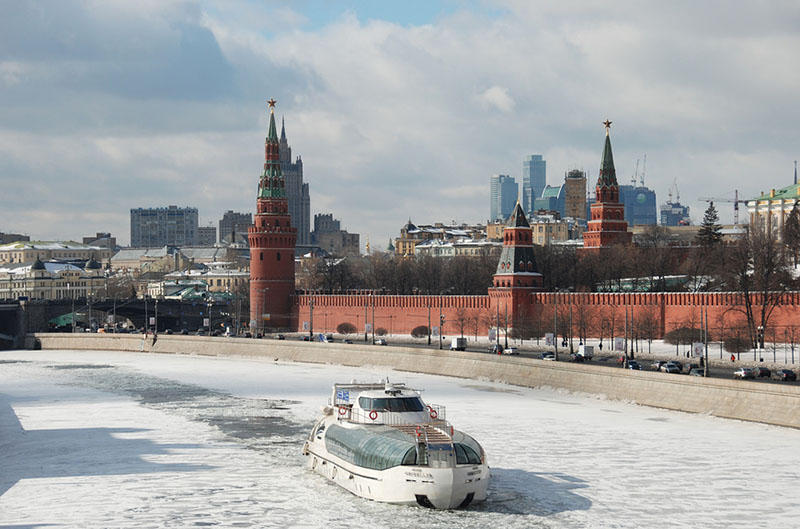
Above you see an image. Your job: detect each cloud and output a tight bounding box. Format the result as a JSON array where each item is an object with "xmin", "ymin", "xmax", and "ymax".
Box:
[
  {"xmin": 478, "ymin": 86, "xmax": 515, "ymax": 113},
  {"xmin": 1, "ymin": 0, "xmax": 799, "ymax": 245}
]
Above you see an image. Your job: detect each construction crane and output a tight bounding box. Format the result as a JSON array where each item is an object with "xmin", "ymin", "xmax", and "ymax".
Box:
[{"xmin": 698, "ymin": 189, "xmax": 743, "ymax": 225}]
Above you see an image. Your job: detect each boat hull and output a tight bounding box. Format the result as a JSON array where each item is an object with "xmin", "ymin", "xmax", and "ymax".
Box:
[{"xmin": 304, "ymin": 434, "xmax": 489, "ymax": 509}]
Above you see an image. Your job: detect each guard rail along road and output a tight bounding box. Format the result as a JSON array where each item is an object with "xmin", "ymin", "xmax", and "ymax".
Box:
[{"xmin": 26, "ymin": 333, "xmax": 800, "ymax": 429}]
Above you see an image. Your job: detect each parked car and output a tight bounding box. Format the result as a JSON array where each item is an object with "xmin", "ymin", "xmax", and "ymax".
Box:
[
  {"xmin": 754, "ymin": 367, "xmax": 771, "ymax": 378},
  {"xmin": 164, "ymin": 329, "xmax": 173, "ymax": 335},
  {"xmin": 375, "ymin": 338, "xmax": 388, "ymax": 345},
  {"xmin": 503, "ymin": 347, "xmax": 519, "ymax": 355},
  {"xmin": 689, "ymin": 368, "xmax": 706, "ymax": 377},
  {"xmin": 302, "ymin": 336, "xmax": 310, "ymax": 341},
  {"xmin": 627, "ymin": 360, "xmax": 642, "ymax": 370},
  {"xmin": 661, "ymin": 363, "xmax": 681, "ymax": 374},
  {"xmin": 651, "ymin": 360, "xmax": 668, "ymax": 371},
  {"xmin": 344, "ymin": 339, "xmax": 353, "ymax": 344},
  {"xmin": 195, "ymin": 329, "xmax": 207, "ymax": 336},
  {"xmin": 569, "ymin": 352, "xmax": 585, "ymax": 363},
  {"xmin": 685, "ymin": 363, "xmax": 700, "ymax": 374},
  {"xmin": 180, "ymin": 328, "xmax": 189, "ymax": 335},
  {"xmin": 772, "ymin": 369, "xmax": 797, "ymax": 381},
  {"xmin": 733, "ymin": 367, "xmax": 756, "ymax": 379},
  {"xmin": 540, "ymin": 352, "xmax": 556, "ymax": 361},
  {"xmin": 488, "ymin": 344, "xmax": 504, "ymax": 354}
]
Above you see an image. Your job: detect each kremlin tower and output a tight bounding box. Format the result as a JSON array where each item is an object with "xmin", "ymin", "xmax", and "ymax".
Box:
[
  {"xmin": 249, "ymin": 99, "xmax": 297, "ymax": 332},
  {"xmin": 583, "ymin": 120, "xmax": 632, "ymax": 249}
]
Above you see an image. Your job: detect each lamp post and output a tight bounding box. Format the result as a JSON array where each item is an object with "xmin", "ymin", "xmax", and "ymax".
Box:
[
  {"xmin": 309, "ymin": 294, "xmax": 314, "ymax": 340},
  {"xmin": 371, "ymin": 292, "xmax": 375, "ymax": 345},
  {"xmin": 364, "ymin": 291, "xmax": 369, "ymax": 343}
]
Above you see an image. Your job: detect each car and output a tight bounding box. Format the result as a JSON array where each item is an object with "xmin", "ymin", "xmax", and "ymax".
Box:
[
  {"xmin": 302, "ymin": 335, "xmax": 310, "ymax": 341},
  {"xmin": 772, "ymin": 369, "xmax": 797, "ymax": 381},
  {"xmin": 689, "ymin": 368, "xmax": 706, "ymax": 376},
  {"xmin": 627, "ymin": 361, "xmax": 642, "ymax": 370},
  {"xmin": 685, "ymin": 363, "xmax": 700, "ymax": 374},
  {"xmin": 375, "ymin": 338, "xmax": 388, "ymax": 345},
  {"xmin": 651, "ymin": 360, "xmax": 668, "ymax": 371},
  {"xmin": 180, "ymin": 328, "xmax": 189, "ymax": 335},
  {"xmin": 488, "ymin": 344, "xmax": 504, "ymax": 354},
  {"xmin": 164, "ymin": 329, "xmax": 173, "ymax": 335},
  {"xmin": 276, "ymin": 334, "xmax": 285, "ymax": 340},
  {"xmin": 733, "ymin": 367, "xmax": 756, "ymax": 379},
  {"xmin": 569, "ymin": 352, "xmax": 585, "ymax": 363},
  {"xmin": 754, "ymin": 367, "xmax": 771, "ymax": 378},
  {"xmin": 344, "ymin": 339, "xmax": 353, "ymax": 344},
  {"xmin": 195, "ymin": 329, "xmax": 207, "ymax": 336},
  {"xmin": 502, "ymin": 347, "xmax": 519, "ymax": 355},
  {"xmin": 325, "ymin": 334, "xmax": 334, "ymax": 342},
  {"xmin": 661, "ymin": 363, "xmax": 681, "ymax": 374},
  {"xmin": 540, "ymin": 352, "xmax": 556, "ymax": 361}
]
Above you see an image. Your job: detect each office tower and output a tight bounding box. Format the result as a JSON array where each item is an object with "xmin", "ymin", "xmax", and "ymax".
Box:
[
  {"xmin": 489, "ymin": 174, "xmax": 518, "ymax": 221},
  {"xmin": 522, "ymin": 155, "xmax": 546, "ymax": 213},
  {"xmin": 130, "ymin": 205, "xmax": 198, "ymax": 248}
]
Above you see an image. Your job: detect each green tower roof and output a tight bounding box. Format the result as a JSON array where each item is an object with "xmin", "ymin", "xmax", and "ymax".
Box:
[{"xmin": 597, "ymin": 123, "xmax": 617, "ymax": 187}]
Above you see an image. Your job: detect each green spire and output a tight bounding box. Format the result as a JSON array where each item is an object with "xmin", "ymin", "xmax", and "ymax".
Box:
[
  {"xmin": 597, "ymin": 121, "xmax": 617, "ymax": 187},
  {"xmin": 267, "ymin": 108, "xmax": 278, "ymax": 142}
]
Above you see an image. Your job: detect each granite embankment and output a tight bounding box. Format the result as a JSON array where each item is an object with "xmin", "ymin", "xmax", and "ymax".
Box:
[{"xmin": 28, "ymin": 333, "xmax": 800, "ymax": 429}]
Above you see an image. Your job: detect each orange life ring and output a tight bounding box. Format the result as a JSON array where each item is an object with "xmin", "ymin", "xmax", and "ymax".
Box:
[
  {"xmin": 429, "ymin": 408, "xmax": 438, "ymax": 419},
  {"xmin": 369, "ymin": 410, "xmax": 378, "ymax": 420},
  {"xmin": 338, "ymin": 406, "xmax": 347, "ymax": 416}
]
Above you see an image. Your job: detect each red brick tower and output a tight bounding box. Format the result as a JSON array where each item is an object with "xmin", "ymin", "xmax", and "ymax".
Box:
[
  {"xmin": 488, "ymin": 203, "xmax": 543, "ymax": 335},
  {"xmin": 249, "ymin": 99, "xmax": 297, "ymax": 332},
  {"xmin": 583, "ymin": 120, "xmax": 632, "ymax": 248}
]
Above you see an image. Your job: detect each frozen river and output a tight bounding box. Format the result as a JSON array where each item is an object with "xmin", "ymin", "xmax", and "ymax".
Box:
[{"xmin": 1, "ymin": 350, "xmax": 798, "ymax": 528}]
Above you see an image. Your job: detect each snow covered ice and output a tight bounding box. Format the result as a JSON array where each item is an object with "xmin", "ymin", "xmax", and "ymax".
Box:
[{"xmin": 1, "ymin": 350, "xmax": 799, "ymax": 528}]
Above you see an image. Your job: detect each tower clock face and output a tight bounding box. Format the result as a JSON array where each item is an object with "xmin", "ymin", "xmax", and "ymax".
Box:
[{"xmin": 636, "ymin": 192, "xmax": 647, "ymax": 204}]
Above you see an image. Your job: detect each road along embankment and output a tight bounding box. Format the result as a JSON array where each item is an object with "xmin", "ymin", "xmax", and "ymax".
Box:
[{"xmin": 27, "ymin": 333, "xmax": 800, "ymax": 429}]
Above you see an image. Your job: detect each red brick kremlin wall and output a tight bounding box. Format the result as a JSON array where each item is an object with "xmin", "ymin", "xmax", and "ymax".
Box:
[{"xmin": 296, "ymin": 291, "xmax": 800, "ymax": 340}]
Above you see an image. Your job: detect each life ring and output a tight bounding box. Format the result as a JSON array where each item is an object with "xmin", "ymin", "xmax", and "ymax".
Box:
[
  {"xmin": 369, "ymin": 410, "xmax": 378, "ymax": 421},
  {"xmin": 338, "ymin": 406, "xmax": 347, "ymax": 416},
  {"xmin": 429, "ymin": 407, "xmax": 438, "ymax": 420}
]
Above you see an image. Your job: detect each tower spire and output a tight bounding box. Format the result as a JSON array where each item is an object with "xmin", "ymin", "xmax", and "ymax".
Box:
[
  {"xmin": 259, "ymin": 98, "xmax": 284, "ymax": 199},
  {"xmin": 280, "ymin": 116, "xmax": 287, "ymax": 142},
  {"xmin": 597, "ymin": 121, "xmax": 617, "ymax": 187}
]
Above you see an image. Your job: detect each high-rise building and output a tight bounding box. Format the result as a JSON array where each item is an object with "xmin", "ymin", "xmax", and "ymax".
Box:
[
  {"xmin": 130, "ymin": 205, "xmax": 198, "ymax": 248},
  {"xmin": 533, "ymin": 184, "xmax": 566, "ymax": 216},
  {"xmin": 279, "ymin": 118, "xmax": 311, "ymax": 246},
  {"xmin": 618, "ymin": 185, "xmax": 657, "ymax": 226},
  {"xmin": 197, "ymin": 226, "xmax": 217, "ymax": 247},
  {"xmin": 660, "ymin": 200, "xmax": 691, "ymax": 226},
  {"xmin": 564, "ymin": 170, "xmax": 587, "ymax": 220},
  {"xmin": 583, "ymin": 121, "xmax": 632, "ymax": 249},
  {"xmin": 522, "ymin": 155, "xmax": 546, "ymax": 213},
  {"xmin": 219, "ymin": 210, "xmax": 252, "ymax": 245},
  {"xmin": 489, "ymin": 174, "xmax": 518, "ymax": 221},
  {"xmin": 248, "ymin": 99, "xmax": 297, "ymax": 332},
  {"xmin": 312, "ymin": 213, "xmax": 360, "ymax": 256}
]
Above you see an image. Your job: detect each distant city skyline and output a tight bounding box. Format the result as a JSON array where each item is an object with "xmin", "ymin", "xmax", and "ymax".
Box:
[{"xmin": 1, "ymin": 2, "xmax": 798, "ymax": 246}]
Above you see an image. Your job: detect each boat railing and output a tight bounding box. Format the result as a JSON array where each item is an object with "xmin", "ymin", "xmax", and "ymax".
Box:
[{"xmin": 335, "ymin": 403, "xmax": 449, "ymax": 430}]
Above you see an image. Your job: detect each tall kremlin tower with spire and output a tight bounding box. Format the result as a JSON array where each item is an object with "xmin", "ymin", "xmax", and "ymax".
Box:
[
  {"xmin": 583, "ymin": 120, "xmax": 633, "ymax": 249},
  {"xmin": 249, "ymin": 99, "xmax": 297, "ymax": 332}
]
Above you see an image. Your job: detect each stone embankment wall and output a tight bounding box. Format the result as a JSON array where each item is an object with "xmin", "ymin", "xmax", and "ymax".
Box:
[{"xmin": 29, "ymin": 333, "xmax": 800, "ymax": 429}]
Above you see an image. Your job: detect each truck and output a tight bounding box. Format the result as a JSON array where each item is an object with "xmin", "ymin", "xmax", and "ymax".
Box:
[
  {"xmin": 450, "ymin": 337, "xmax": 467, "ymax": 351},
  {"xmin": 578, "ymin": 344, "xmax": 594, "ymax": 359}
]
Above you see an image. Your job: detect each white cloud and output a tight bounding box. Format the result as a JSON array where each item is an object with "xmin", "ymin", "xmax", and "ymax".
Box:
[{"xmin": 477, "ymin": 86, "xmax": 515, "ymax": 113}]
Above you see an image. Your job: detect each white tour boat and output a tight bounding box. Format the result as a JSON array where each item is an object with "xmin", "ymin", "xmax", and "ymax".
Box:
[{"xmin": 303, "ymin": 381, "xmax": 489, "ymax": 509}]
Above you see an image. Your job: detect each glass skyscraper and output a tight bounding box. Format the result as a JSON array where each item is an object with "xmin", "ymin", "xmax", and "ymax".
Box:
[
  {"xmin": 490, "ymin": 174, "xmax": 518, "ymax": 221},
  {"xmin": 522, "ymin": 155, "xmax": 546, "ymax": 213}
]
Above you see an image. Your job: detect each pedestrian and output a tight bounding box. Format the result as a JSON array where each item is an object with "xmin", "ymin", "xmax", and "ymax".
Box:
[{"xmin": 730, "ymin": 354, "xmax": 735, "ymax": 362}]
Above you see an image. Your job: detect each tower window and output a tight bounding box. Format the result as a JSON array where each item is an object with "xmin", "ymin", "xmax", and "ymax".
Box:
[
  {"xmin": 260, "ymin": 252, "xmax": 263, "ymax": 261},
  {"xmin": 277, "ymin": 252, "xmax": 281, "ymax": 261}
]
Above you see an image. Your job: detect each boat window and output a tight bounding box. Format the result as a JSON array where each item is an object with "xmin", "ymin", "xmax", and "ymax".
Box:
[
  {"xmin": 454, "ymin": 443, "xmax": 482, "ymax": 465},
  {"xmin": 359, "ymin": 397, "xmax": 425, "ymax": 412}
]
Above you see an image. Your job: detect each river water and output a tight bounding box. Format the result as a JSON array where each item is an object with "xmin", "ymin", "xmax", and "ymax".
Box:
[{"xmin": 1, "ymin": 350, "xmax": 798, "ymax": 528}]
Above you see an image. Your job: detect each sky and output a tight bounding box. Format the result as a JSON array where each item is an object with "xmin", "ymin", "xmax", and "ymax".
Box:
[{"xmin": 1, "ymin": 0, "xmax": 799, "ymax": 248}]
